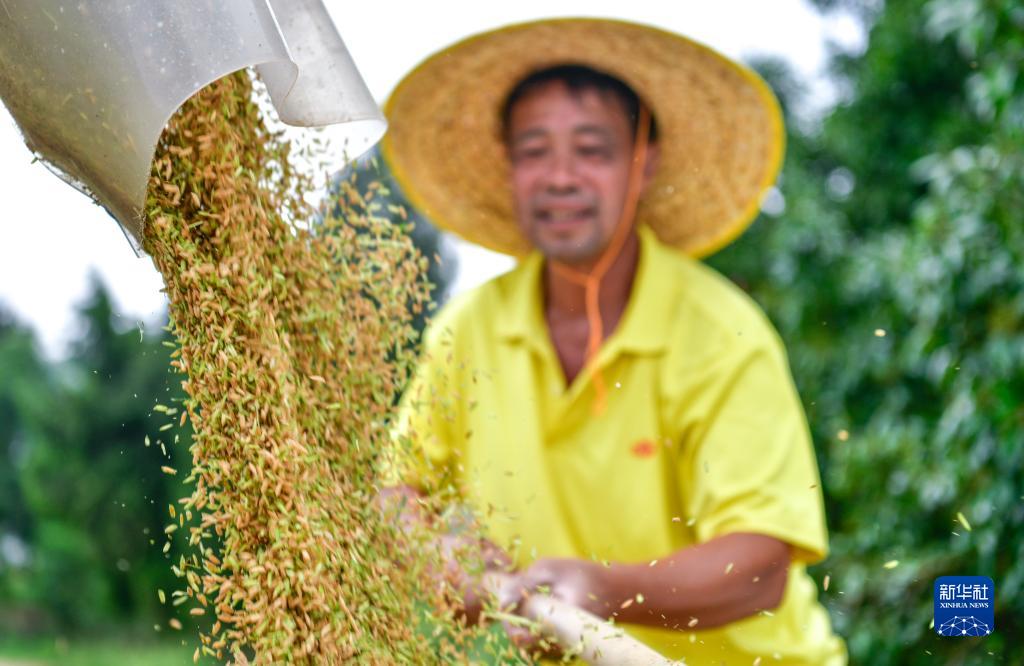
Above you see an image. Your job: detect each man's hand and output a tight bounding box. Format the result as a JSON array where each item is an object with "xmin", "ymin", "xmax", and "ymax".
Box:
[
  {"xmin": 437, "ymin": 532, "xmax": 514, "ymax": 624},
  {"xmin": 375, "ymin": 485, "xmax": 514, "ymax": 623},
  {"xmin": 503, "ymin": 557, "xmax": 608, "ymax": 615},
  {"xmin": 496, "ymin": 558, "xmax": 610, "ymax": 658}
]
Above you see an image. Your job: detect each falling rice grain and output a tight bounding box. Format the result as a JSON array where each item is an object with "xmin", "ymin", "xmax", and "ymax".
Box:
[{"xmin": 142, "ymin": 70, "xmax": 482, "ymax": 664}]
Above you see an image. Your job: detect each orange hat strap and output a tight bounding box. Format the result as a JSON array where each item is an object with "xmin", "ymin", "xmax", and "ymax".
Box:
[{"xmin": 550, "ymin": 105, "xmax": 652, "ymax": 414}]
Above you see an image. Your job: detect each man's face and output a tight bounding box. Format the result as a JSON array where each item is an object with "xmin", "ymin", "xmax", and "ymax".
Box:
[{"xmin": 505, "ymin": 81, "xmax": 654, "ymax": 266}]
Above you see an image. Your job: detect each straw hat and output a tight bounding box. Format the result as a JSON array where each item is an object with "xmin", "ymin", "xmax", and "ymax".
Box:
[{"xmin": 382, "ymin": 17, "xmax": 784, "ymax": 259}]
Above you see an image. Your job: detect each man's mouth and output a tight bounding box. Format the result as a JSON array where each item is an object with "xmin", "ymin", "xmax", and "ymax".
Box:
[{"xmin": 535, "ymin": 207, "xmax": 595, "ymax": 229}]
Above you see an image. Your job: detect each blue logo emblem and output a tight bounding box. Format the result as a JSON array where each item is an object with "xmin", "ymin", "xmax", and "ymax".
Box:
[{"xmin": 934, "ymin": 576, "xmax": 994, "ymax": 637}]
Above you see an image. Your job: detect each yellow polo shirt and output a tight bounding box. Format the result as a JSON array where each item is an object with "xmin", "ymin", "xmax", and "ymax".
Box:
[{"xmin": 386, "ymin": 225, "xmax": 846, "ymax": 665}]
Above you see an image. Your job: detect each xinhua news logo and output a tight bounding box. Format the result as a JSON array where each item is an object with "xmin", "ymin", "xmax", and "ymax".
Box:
[{"xmin": 934, "ymin": 576, "xmax": 994, "ymax": 637}]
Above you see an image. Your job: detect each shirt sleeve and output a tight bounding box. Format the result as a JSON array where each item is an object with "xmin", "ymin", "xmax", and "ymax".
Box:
[
  {"xmin": 674, "ymin": 334, "xmax": 830, "ymax": 565},
  {"xmin": 378, "ymin": 321, "xmax": 462, "ymax": 494}
]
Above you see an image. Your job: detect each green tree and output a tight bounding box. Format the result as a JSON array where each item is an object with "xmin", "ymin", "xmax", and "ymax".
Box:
[
  {"xmin": 0, "ymin": 279, "xmax": 193, "ymax": 634},
  {"xmin": 0, "ymin": 308, "xmax": 56, "ymax": 633},
  {"xmin": 711, "ymin": 1, "xmax": 1024, "ymax": 662}
]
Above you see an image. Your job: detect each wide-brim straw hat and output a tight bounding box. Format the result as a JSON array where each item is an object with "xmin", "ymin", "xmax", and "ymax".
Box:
[{"xmin": 382, "ymin": 17, "xmax": 784, "ymax": 259}]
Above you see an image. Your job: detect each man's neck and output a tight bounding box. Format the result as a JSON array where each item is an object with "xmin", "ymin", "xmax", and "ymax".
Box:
[{"xmin": 542, "ymin": 231, "xmax": 640, "ymax": 325}]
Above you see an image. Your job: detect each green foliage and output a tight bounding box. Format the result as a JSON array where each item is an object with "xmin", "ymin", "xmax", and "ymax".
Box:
[
  {"xmin": 0, "ymin": 635, "xmax": 193, "ymax": 666},
  {"xmin": 711, "ymin": 1, "xmax": 1024, "ymax": 663},
  {"xmin": 0, "ymin": 279, "xmax": 192, "ymax": 634},
  {"xmin": 0, "ymin": 308, "xmax": 47, "ymax": 547}
]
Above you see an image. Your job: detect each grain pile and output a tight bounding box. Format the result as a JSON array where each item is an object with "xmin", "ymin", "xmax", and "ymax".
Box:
[{"xmin": 142, "ymin": 71, "xmax": 495, "ymax": 663}]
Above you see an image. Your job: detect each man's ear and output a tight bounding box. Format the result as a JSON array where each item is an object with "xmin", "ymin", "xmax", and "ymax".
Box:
[{"xmin": 641, "ymin": 143, "xmax": 660, "ymax": 191}]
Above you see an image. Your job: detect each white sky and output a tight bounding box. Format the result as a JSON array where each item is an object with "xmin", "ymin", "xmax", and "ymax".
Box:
[{"xmin": 0, "ymin": 1, "xmax": 863, "ymax": 359}]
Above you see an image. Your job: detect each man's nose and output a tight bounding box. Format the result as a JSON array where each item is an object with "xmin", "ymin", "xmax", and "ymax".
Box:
[{"xmin": 543, "ymin": 150, "xmax": 580, "ymax": 192}]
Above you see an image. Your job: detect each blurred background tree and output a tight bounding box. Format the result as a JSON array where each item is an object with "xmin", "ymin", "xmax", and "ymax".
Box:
[
  {"xmin": 711, "ymin": 0, "xmax": 1024, "ymax": 662},
  {"xmin": 0, "ymin": 279, "xmax": 194, "ymax": 660}
]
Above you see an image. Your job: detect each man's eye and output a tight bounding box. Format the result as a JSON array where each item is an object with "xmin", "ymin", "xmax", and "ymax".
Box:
[
  {"xmin": 514, "ymin": 146, "xmax": 547, "ymax": 161},
  {"xmin": 578, "ymin": 145, "xmax": 610, "ymax": 158}
]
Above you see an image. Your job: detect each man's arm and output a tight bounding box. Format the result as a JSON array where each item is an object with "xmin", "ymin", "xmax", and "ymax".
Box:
[{"xmin": 508, "ymin": 532, "xmax": 790, "ymax": 630}]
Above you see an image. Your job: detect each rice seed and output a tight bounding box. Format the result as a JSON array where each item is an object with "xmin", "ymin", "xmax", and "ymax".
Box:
[{"xmin": 142, "ymin": 70, "xmax": 471, "ymax": 664}]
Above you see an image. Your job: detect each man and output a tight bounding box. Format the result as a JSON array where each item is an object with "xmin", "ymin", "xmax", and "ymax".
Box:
[{"xmin": 380, "ymin": 18, "xmax": 846, "ymax": 664}]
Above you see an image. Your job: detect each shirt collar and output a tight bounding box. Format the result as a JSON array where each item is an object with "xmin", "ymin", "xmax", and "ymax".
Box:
[{"xmin": 496, "ymin": 224, "xmax": 675, "ymax": 355}]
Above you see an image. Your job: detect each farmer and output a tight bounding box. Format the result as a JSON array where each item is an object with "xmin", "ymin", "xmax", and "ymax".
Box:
[{"xmin": 379, "ymin": 18, "xmax": 846, "ymax": 665}]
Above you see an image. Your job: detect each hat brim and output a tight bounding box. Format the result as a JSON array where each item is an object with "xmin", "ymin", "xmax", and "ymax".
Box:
[{"xmin": 382, "ymin": 17, "xmax": 784, "ymax": 258}]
